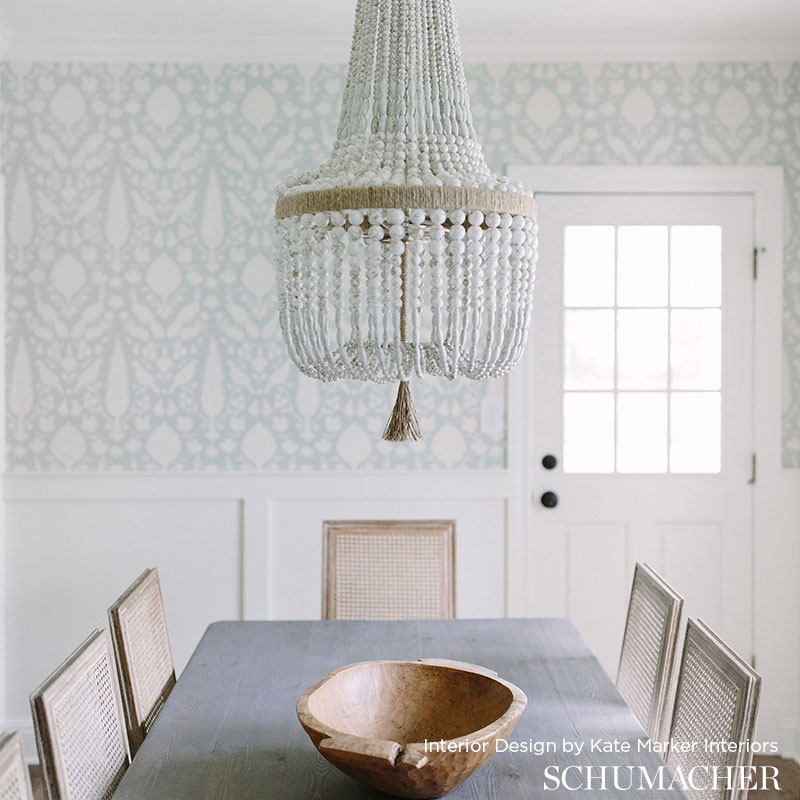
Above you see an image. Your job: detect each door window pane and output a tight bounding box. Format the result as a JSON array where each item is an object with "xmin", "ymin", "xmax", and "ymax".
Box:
[
  {"xmin": 617, "ymin": 226, "xmax": 668, "ymax": 307},
  {"xmin": 617, "ymin": 393, "xmax": 668, "ymax": 473},
  {"xmin": 564, "ymin": 226, "xmax": 615, "ymax": 307},
  {"xmin": 670, "ymin": 226, "xmax": 722, "ymax": 307},
  {"xmin": 564, "ymin": 393, "xmax": 615, "ymax": 473},
  {"xmin": 671, "ymin": 309, "xmax": 721, "ymax": 389},
  {"xmin": 617, "ymin": 310, "xmax": 668, "ymax": 389},
  {"xmin": 561, "ymin": 223, "xmax": 723, "ymax": 474},
  {"xmin": 565, "ymin": 310, "xmax": 615, "ymax": 390},
  {"xmin": 670, "ymin": 392, "xmax": 721, "ymax": 472}
]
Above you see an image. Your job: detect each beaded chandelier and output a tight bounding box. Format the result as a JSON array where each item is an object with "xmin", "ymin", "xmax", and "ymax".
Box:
[{"xmin": 274, "ymin": 0, "xmax": 538, "ymax": 441}]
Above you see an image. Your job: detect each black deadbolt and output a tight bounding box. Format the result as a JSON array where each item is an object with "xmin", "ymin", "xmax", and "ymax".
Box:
[
  {"xmin": 541, "ymin": 491, "xmax": 559, "ymax": 508},
  {"xmin": 542, "ymin": 454, "xmax": 558, "ymax": 470}
]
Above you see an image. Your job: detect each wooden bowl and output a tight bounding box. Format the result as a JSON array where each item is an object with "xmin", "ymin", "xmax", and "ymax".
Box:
[{"xmin": 296, "ymin": 658, "xmax": 527, "ymax": 799}]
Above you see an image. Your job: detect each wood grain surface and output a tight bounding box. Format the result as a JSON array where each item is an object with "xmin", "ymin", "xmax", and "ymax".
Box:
[{"xmin": 112, "ymin": 619, "xmax": 687, "ymax": 799}]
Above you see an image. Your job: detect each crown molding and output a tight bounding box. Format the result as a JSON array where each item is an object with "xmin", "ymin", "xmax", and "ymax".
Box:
[
  {"xmin": 461, "ymin": 34, "xmax": 800, "ymax": 63},
  {"xmin": 2, "ymin": 33, "xmax": 799, "ymax": 63},
  {"xmin": 2, "ymin": 34, "xmax": 349, "ymax": 63}
]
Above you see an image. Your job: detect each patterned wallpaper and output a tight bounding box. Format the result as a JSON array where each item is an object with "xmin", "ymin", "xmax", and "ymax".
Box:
[{"xmin": 2, "ymin": 62, "xmax": 799, "ymax": 471}]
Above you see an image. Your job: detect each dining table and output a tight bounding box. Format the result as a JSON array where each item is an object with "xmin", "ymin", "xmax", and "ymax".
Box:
[{"xmin": 112, "ymin": 618, "xmax": 687, "ymax": 799}]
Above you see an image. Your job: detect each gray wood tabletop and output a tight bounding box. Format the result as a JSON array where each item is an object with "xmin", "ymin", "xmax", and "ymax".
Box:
[{"xmin": 112, "ymin": 619, "xmax": 686, "ymax": 799}]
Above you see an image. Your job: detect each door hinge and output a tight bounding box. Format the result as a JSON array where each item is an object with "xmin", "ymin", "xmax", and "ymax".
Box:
[
  {"xmin": 753, "ymin": 247, "xmax": 765, "ymax": 280},
  {"xmin": 749, "ymin": 453, "xmax": 757, "ymax": 485}
]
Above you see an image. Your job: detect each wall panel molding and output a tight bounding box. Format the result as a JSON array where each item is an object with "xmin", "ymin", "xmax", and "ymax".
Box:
[
  {"xmin": 1, "ymin": 469, "xmax": 517, "ymax": 765},
  {"xmin": 3, "ymin": 470, "xmax": 513, "ymax": 500}
]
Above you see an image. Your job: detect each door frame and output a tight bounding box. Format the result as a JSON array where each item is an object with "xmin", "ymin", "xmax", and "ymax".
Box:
[{"xmin": 505, "ymin": 165, "xmax": 788, "ymax": 745}]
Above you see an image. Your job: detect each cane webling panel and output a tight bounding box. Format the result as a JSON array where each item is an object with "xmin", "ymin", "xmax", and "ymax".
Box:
[
  {"xmin": 30, "ymin": 630, "xmax": 130, "ymax": 800},
  {"xmin": 109, "ymin": 568, "xmax": 176, "ymax": 755},
  {"xmin": 323, "ymin": 520, "xmax": 456, "ymax": 620}
]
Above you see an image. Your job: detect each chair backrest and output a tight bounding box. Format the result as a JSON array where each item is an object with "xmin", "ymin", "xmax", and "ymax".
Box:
[
  {"xmin": 30, "ymin": 630, "xmax": 129, "ymax": 800},
  {"xmin": 667, "ymin": 619, "xmax": 761, "ymax": 800},
  {"xmin": 616, "ymin": 562, "xmax": 684, "ymax": 742},
  {"xmin": 108, "ymin": 568, "xmax": 176, "ymax": 756},
  {"xmin": 322, "ymin": 520, "xmax": 456, "ymax": 620},
  {"xmin": 0, "ymin": 731, "xmax": 34, "ymax": 800}
]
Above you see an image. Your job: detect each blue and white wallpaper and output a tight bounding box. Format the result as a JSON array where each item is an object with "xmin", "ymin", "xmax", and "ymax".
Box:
[{"xmin": 2, "ymin": 62, "xmax": 799, "ymax": 470}]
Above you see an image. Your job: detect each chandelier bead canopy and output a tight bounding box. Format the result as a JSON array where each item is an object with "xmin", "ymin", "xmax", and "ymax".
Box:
[{"xmin": 274, "ymin": 0, "xmax": 538, "ymax": 441}]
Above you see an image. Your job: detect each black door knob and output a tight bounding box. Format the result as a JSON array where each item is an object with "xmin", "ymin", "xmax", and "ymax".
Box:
[
  {"xmin": 542, "ymin": 454, "xmax": 558, "ymax": 470},
  {"xmin": 541, "ymin": 491, "xmax": 559, "ymax": 509}
]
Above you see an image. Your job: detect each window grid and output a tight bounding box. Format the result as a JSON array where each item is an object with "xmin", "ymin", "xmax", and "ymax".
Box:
[{"xmin": 563, "ymin": 224, "xmax": 722, "ymax": 475}]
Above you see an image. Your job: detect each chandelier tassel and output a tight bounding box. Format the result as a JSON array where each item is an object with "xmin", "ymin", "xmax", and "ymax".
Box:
[
  {"xmin": 383, "ymin": 250, "xmax": 422, "ymax": 443},
  {"xmin": 382, "ymin": 381, "xmax": 422, "ymax": 442}
]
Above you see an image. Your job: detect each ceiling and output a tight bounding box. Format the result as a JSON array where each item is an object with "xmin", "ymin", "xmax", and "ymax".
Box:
[{"xmin": 2, "ymin": 0, "xmax": 800, "ymax": 61}]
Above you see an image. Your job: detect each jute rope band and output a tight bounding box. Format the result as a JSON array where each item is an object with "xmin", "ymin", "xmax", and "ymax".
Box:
[{"xmin": 275, "ymin": 185, "xmax": 538, "ymax": 220}]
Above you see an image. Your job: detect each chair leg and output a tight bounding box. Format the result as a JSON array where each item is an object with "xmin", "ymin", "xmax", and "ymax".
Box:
[{"xmin": 28, "ymin": 763, "xmax": 46, "ymax": 800}]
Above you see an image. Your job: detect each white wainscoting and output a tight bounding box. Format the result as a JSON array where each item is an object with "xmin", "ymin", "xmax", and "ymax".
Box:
[
  {"xmin": 1, "ymin": 470, "xmax": 515, "ymax": 757},
  {"xmin": 3, "ymin": 469, "xmax": 799, "ymax": 761},
  {"xmin": 528, "ymin": 521, "xmax": 731, "ymax": 677}
]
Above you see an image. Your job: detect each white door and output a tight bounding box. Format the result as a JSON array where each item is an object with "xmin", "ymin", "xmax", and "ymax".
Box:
[{"xmin": 526, "ymin": 193, "xmax": 754, "ymax": 675}]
